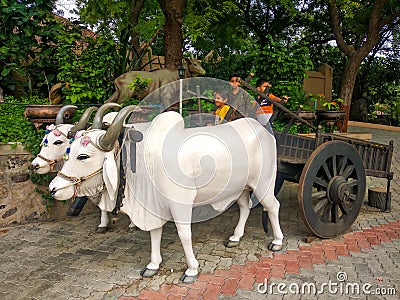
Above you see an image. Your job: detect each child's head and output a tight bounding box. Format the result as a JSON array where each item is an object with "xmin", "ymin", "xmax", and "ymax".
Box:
[
  {"xmin": 229, "ymin": 73, "xmax": 241, "ymax": 87},
  {"xmin": 215, "ymin": 89, "xmax": 229, "ymax": 107},
  {"xmin": 256, "ymin": 78, "xmax": 272, "ymax": 91}
]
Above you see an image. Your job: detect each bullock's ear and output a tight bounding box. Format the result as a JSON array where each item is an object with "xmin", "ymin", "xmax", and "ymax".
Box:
[{"xmin": 103, "ymin": 151, "xmax": 118, "ymax": 200}]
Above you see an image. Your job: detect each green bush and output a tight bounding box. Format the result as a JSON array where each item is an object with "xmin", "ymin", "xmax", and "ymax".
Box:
[
  {"xmin": 0, "ymin": 96, "xmax": 46, "ymax": 156},
  {"xmin": 0, "ymin": 95, "xmax": 58, "ymax": 208}
]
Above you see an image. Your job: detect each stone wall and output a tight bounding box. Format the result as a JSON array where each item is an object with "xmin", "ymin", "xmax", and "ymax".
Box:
[
  {"xmin": 0, "ymin": 144, "xmax": 100, "ymax": 228},
  {"xmin": 0, "ymin": 143, "xmax": 46, "ymax": 227}
]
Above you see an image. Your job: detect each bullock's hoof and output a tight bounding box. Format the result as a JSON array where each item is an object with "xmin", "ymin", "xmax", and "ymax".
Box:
[
  {"xmin": 95, "ymin": 226, "xmax": 109, "ymax": 234},
  {"xmin": 268, "ymin": 242, "xmax": 283, "ymax": 252},
  {"xmin": 224, "ymin": 239, "xmax": 240, "ymax": 248},
  {"xmin": 180, "ymin": 273, "xmax": 198, "ymax": 284},
  {"xmin": 140, "ymin": 267, "xmax": 159, "ymax": 277}
]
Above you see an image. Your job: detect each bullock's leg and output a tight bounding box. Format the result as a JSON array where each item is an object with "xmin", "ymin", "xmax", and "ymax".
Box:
[
  {"xmin": 96, "ymin": 210, "xmax": 109, "ymax": 233},
  {"xmin": 258, "ymin": 194, "xmax": 284, "ymax": 251},
  {"xmin": 175, "ymin": 223, "xmax": 199, "ymax": 283},
  {"xmin": 141, "ymin": 227, "xmax": 162, "ymax": 277},
  {"xmin": 225, "ymin": 190, "xmax": 251, "ymax": 248}
]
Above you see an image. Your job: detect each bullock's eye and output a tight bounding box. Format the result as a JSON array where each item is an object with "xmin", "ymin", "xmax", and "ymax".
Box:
[
  {"xmin": 77, "ymin": 154, "xmax": 90, "ymax": 161},
  {"xmin": 53, "ymin": 140, "xmax": 64, "ymax": 146}
]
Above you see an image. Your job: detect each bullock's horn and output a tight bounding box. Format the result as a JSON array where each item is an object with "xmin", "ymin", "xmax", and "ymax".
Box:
[
  {"xmin": 55, "ymin": 105, "xmax": 77, "ymax": 125},
  {"xmin": 98, "ymin": 105, "xmax": 141, "ymax": 151},
  {"xmin": 68, "ymin": 106, "xmax": 98, "ymax": 138},
  {"xmin": 92, "ymin": 103, "xmax": 121, "ymax": 129}
]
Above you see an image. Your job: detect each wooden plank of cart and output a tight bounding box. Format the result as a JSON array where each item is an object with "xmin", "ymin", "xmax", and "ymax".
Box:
[{"xmin": 240, "ymin": 79, "xmax": 394, "ymax": 239}]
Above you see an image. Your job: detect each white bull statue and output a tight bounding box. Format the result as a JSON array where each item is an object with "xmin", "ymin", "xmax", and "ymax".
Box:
[
  {"xmin": 49, "ymin": 106, "xmax": 284, "ymax": 283},
  {"xmin": 32, "ymin": 103, "xmax": 121, "ymax": 231},
  {"xmin": 105, "ymin": 55, "xmax": 206, "ymax": 106}
]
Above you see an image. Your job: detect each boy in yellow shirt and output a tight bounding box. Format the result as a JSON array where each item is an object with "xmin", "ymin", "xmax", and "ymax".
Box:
[{"xmin": 214, "ymin": 89, "xmax": 234, "ymax": 125}]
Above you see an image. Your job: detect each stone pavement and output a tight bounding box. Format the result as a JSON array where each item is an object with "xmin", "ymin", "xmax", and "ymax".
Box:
[{"xmin": 0, "ymin": 124, "xmax": 399, "ymax": 300}]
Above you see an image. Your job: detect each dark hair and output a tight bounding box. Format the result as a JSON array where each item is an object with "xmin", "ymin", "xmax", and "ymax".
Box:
[
  {"xmin": 229, "ymin": 73, "xmax": 241, "ymax": 80},
  {"xmin": 256, "ymin": 78, "xmax": 270, "ymax": 87}
]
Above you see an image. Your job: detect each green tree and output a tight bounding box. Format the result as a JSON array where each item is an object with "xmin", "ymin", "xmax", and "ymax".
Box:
[
  {"xmin": 0, "ymin": 0, "xmax": 61, "ymax": 97},
  {"xmin": 327, "ymin": 0, "xmax": 400, "ymax": 130},
  {"xmin": 55, "ymin": 27, "xmax": 121, "ymax": 104},
  {"xmin": 75, "ymin": 0, "xmax": 163, "ymax": 71},
  {"xmin": 75, "ymin": 0, "xmax": 187, "ymax": 69}
]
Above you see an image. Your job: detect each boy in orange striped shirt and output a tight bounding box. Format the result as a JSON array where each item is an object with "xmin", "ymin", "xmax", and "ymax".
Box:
[{"xmin": 254, "ymin": 78, "xmax": 288, "ymax": 132}]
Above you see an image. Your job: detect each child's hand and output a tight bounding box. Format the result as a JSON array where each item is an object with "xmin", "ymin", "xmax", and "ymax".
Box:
[{"xmin": 282, "ymin": 95, "xmax": 290, "ymax": 103}]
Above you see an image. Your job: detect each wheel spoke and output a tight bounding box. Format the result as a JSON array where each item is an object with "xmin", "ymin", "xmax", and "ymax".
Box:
[
  {"xmin": 342, "ymin": 165, "xmax": 355, "ymax": 179},
  {"xmin": 331, "ymin": 204, "xmax": 338, "ymax": 223},
  {"xmin": 348, "ymin": 194, "xmax": 356, "ymax": 201},
  {"xmin": 322, "ymin": 162, "xmax": 332, "ymax": 180},
  {"xmin": 314, "ymin": 177, "xmax": 328, "ymax": 188},
  {"xmin": 339, "ymin": 157, "xmax": 348, "ymax": 176},
  {"xmin": 321, "ymin": 203, "xmax": 331, "ymax": 222},
  {"xmin": 332, "ymin": 155, "xmax": 337, "ymax": 176},
  {"xmin": 312, "ymin": 190, "xmax": 326, "ymax": 200},
  {"xmin": 339, "ymin": 202, "xmax": 348, "ymax": 215},
  {"xmin": 314, "ymin": 198, "xmax": 329, "ymax": 215},
  {"xmin": 347, "ymin": 179, "xmax": 358, "ymax": 187}
]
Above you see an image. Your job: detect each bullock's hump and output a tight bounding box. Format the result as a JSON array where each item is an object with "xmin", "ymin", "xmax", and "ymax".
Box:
[{"xmin": 151, "ymin": 111, "xmax": 184, "ymax": 131}]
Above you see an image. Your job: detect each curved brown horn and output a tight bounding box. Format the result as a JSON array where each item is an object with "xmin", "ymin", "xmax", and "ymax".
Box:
[
  {"xmin": 68, "ymin": 106, "xmax": 98, "ymax": 138},
  {"xmin": 55, "ymin": 105, "xmax": 77, "ymax": 125},
  {"xmin": 98, "ymin": 105, "xmax": 141, "ymax": 151},
  {"xmin": 92, "ymin": 103, "xmax": 121, "ymax": 129}
]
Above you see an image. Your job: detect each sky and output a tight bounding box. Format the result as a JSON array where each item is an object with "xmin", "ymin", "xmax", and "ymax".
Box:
[{"xmin": 55, "ymin": 0, "xmax": 78, "ymax": 20}]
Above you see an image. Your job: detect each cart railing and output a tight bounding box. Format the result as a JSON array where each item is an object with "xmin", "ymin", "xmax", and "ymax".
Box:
[
  {"xmin": 274, "ymin": 130, "xmax": 394, "ymax": 210},
  {"xmin": 275, "ymin": 131, "xmax": 316, "ymax": 164},
  {"xmin": 316, "ymin": 133, "xmax": 394, "ymax": 179}
]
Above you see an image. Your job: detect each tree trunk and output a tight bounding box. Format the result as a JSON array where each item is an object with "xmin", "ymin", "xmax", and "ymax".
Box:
[
  {"xmin": 158, "ymin": 0, "xmax": 185, "ymax": 69},
  {"xmin": 339, "ymin": 55, "xmax": 364, "ymax": 132},
  {"xmin": 129, "ymin": 0, "xmax": 145, "ymax": 58}
]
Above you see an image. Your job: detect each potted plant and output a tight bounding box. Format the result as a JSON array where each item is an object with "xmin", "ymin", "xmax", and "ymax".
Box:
[
  {"xmin": 316, "ymin": 97, "xmax": 346, "ymax": 122},
  {"xmin": 283, "ymin": 87, "xmax": 316, "ymax": 121}
]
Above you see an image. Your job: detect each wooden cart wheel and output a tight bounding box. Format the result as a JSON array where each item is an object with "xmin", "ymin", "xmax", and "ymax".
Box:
[{"xmin": 298, "ymin": 140, "xmax": 366, "ymax": 238}]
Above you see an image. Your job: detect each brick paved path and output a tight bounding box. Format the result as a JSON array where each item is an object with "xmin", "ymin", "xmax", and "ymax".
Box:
[{"xmin": 0, "ymin": 124, "xmax": 399, "ymax": 300}]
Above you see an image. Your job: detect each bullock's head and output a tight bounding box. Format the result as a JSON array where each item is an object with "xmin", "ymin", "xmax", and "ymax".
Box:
[
  {"xmin": 31, "ymin": 105, "xmax": 80, "ymax": 174},
  {"xmin": 49, "ymin": 105, "xmax": 141, "ymax": 201},
  {"xmin": 32, "ymin": 103, "xmax": 121, "ymax": 174},
  {"xmin": 183, "ymin": 54, "xmax": 206, "ymax": 77}
]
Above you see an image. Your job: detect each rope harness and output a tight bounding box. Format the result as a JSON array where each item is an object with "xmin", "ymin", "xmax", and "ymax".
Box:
[
  {"xmin": 36, "ymin": 154, "xmax": 61, "ymax": 172},
  {"xmin": 55, "ymin": 168, "xmax": 104, "ymax": 200}
]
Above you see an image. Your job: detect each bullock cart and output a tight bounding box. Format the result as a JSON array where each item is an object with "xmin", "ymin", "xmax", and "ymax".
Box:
[
  {"xmin": 239, "ymin": 79, "xmax": 394, "ymax": 239},
  {"xmin": 126, "ymin": 77, "xmax": 394, "ymax": 239}
]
